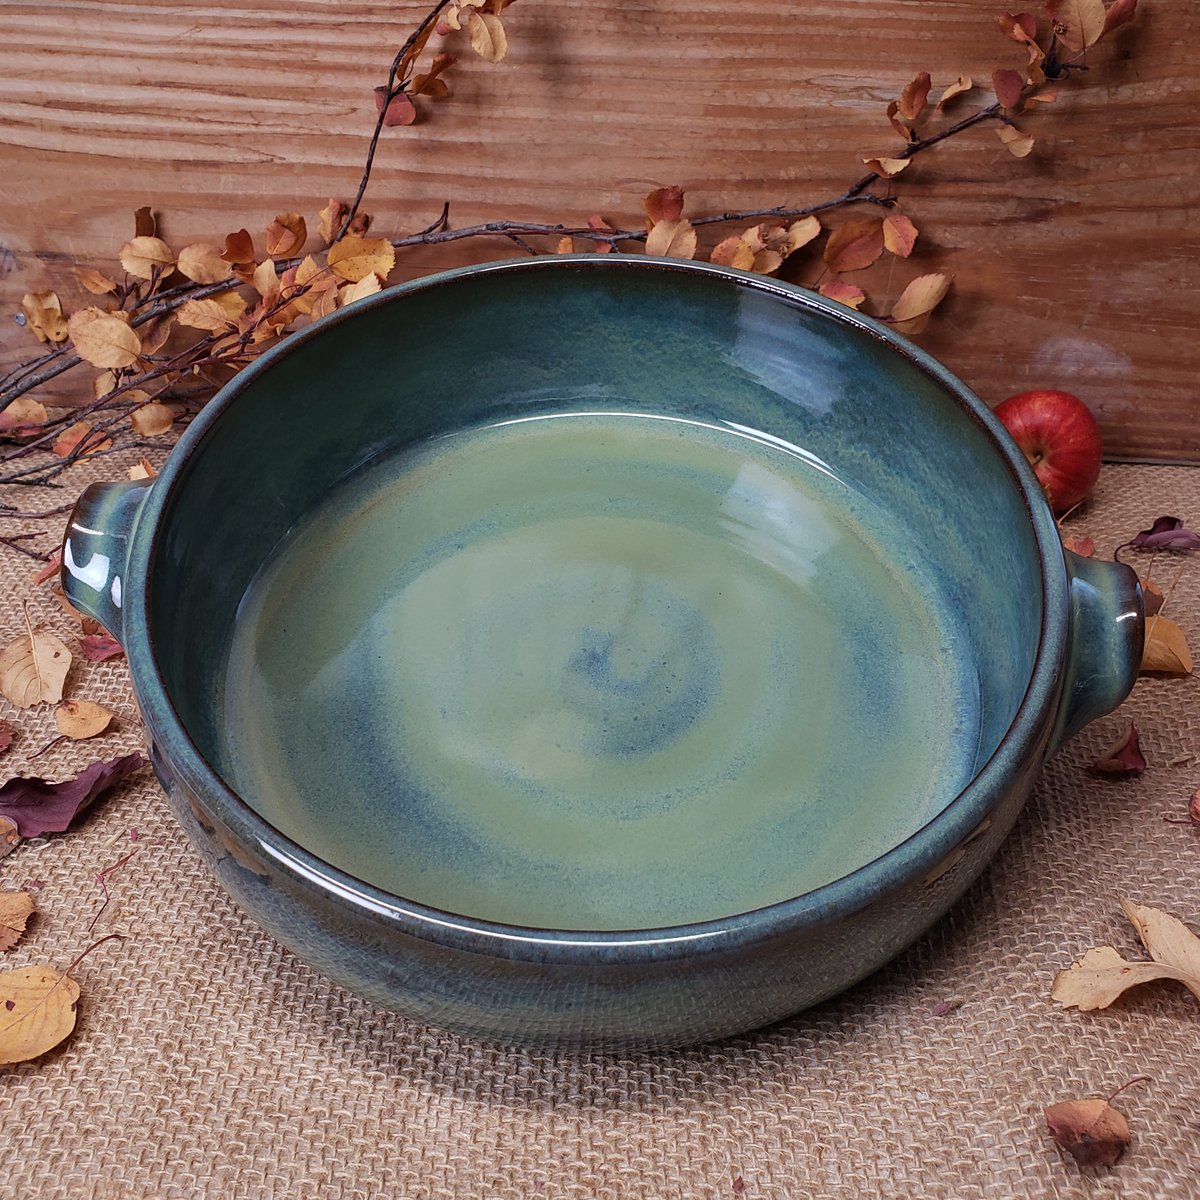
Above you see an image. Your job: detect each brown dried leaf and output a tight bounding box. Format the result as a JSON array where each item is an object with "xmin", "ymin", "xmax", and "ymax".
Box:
[
  {"xmin": 1052, "ymin": 0, "xmax": 1108, "ymax": 51},
  {"xmin": 55, "ymin": 700, "xmax": 113, "ymax": 741},
  {"xmin": 885, "ymin": 99, "xmax": 912, "ymax": 140},
  {"xmin": 993, "ymin": 67, "xmax": 1025, "ymax": 109},
  {"xmin": 889, "ymin": 272, "xmax": 952, "ymax": 334},
  {"xmin": 177, "ymin": 297, "xmax": 237, "ymax": 332},
  {"xmin": 555, "ymin": 236, "xmax": 575, "ymax": 254},
  {"xmin": 52, "ymin": 422, "xmax": 113, "ymax": 460},
  {"xmin": 1093, "ymin": 722, "xmax": 1146, "ymax": 775},
  {"xmin": 374, "ymin": 86, "xmax": 418, "ymax": 127},
  {"xmin": 133, "ymin": 205, "xmax": 156, "ymax": 238},
  {"xmin": 898, "ymin": 71, "xmax": 931, "ymax": 122},
  {"xmin": 412, "ymin": 53, "xmax": 457, "ymax": 98},
  {"xmin": 220, "ymin": 229, "xmax": 256, "ymax": 269},
  {"xmin": 20, "ymin": 292, "xmax": 69, "ymax": 344},
  {"xmin": 468, "ymin": 10, "xmax": 507, "ymax": 62},
  {"xmin": 137, "ymin": 313, "xmax": 174, "ymax": 357},
  {"xmin": 862, "ymin": 156, "xmax": 910, "ymax": 177},
  {"xmin": 0, "ymin": 627, "xmax": 71, "ymax": 708},
  {"xmin": 0, "ymin": 720, "xmax": 13, "ymax": 756},
  {"xmin": 710, "ymin": 235, "xmax": 755, "ymax": 271},
  {"xmin": 997, "ymin": 124, "xmax": 1035, "ymax": 157},
  {"xmin": 1045, "ymin": 1097, "xmax": 1131, "ymax": 1167},
  {"xmin": 176, "ymin": 243, "xmax": 233, "ymax": 285},
  {"xmin": 823, "ymin": 219, "xmax": 885, "ymax": 274},
  {"xmin": 318, "ymin": 200, "xmax": 348, "ymax": 246},
  {"xmin": 1139, "ymin": 576, "xmax": 1163, "ymax": 618},
  {"xmin": 0, "ymin": 964, "xmax": 79, "ymax": 1065},
  {"xmin": 643, "ymin": 186, "xmax": 685, "ymax": 226},
  {"xmin": 130, "ymin": 402, "xmax": 174, "ymax": 437},
  {"xmin": 819, "ymin": 281, "xmax": 867, "ymax": 310},
  {"xmin": 327, "ymin": 235, "xmax": 396, "ymax": 283},
  {"xmin": 67, "ymin": 308, "xmax": 141, "ymax": 370},
  {"xmin": 1141, "ymin": 616, "xmax": 1193, "ymax": 675},
  {"xmin": 1061, "ymin": 533, "xmax": 1096, "ymax": 557},
  {"xmin": 937, "ymin": 74, "xmax": 974, "ymax": 107},
  {"xmin": 999, "ymin": 11, "xmax": 1039, "ymax": 41},
  {"xmin": 0, "ymin": 891, "xmax": 34, "ymax": 951},
  {"xmin": 882, "ymin": 212, "xmax": 919, "ymax": 258},
  {"xmin": 265, "ymin": 213, "xmax": 307, "ymax": 259},
  {"xmin": 76, "ymin": 267, "xmax": 118, "ymax": 296},
  {"xmin": 644, "ymin": 218, "xmax": 697, "ymax": 260},
  {"xmin": 118, "ymin": 236, "xmax": 175, "ymax": 280}
]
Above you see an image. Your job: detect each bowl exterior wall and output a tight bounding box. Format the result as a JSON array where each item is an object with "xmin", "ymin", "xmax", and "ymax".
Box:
[{"xmin": 153, "ymin": 724, "xmax": 1049, "ymax": 1049}]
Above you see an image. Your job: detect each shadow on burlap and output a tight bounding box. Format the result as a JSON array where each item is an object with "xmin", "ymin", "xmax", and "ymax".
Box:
[{"xmin": 0, "ymin": 456, "xmax": 1197, "ymax": 1200}]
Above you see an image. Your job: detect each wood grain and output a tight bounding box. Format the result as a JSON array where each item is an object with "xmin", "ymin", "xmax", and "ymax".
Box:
[{"xmin": 1, "ymin": 0, "xmax": 1196, "ymax": 461}]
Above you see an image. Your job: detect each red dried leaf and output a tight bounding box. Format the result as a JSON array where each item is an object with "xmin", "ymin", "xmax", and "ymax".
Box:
[
  {"xmin": 0, "ymin": 753, "xmax": 148, "ymax": 839},
  {"xmin": 1061, "ymin": 534, "xmax": 1096, "ymax": 557},
  {"xmin": 823, "ymin": 219, "xmax": 885, "ymax": 273},
  {"xmin": 1093, "ymin": 723, "xmax": 1146, "ymax": 776},
  {"xmin": 993, "ymin": 68, "xmax": 1025, "ymax": 109},
  {"xmin": 818, "ymin": 280, "xmax": 867, "ymax": 310},
  {"xmin": 374, "ymin": 86, "xmax": 417, "ymax": 127},
  {"xmin": 586, "ymin": 215, "xmax": 615, "ymax": 253},
  {"xmin": 999, "ymin": 11, "xmax": 1039, "ymax": 41},
  {"xmin": 1123, "ymin": 516, "xmax": 1200, "ymax": 553},
  {"xmin": 643, "ymin": 186, "xmax": 685, "ymax": 226},
  {"xmin": 31, "ymin": 550, "xmax": 61, "ymax": 587},
  {"xmin": 79, "ymin": 634, "xmax": 124, "ymax": 663},
  {"xmin": 1103, "ymin": 0, "xmax": 1138, "ymax": 34},
  {"xmin": 1045, "ymin": 1097, "xmax": 1131, "ymax": 1167}
]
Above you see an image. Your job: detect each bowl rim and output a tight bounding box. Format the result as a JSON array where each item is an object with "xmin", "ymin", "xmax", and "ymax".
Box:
[{"xmin": 126, "ymin": 253, "xmax": 1066, "ymax": 961}]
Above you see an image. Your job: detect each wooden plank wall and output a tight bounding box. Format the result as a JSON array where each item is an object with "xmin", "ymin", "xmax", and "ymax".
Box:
[{"xmin": 1, "ymin": 0, "xmax": 1196, "ymax": 461}]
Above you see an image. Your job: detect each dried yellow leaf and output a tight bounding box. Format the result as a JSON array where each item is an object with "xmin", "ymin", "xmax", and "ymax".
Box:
[
  {"xmin": 55, "ymin": 699, "xmax": 114, "ymax": 740},
  {"xmin": 555, "ymin": 236, "xmax": 575, "ymax": 254},
  {"xmin": 76, "ymin": 267, "xmax": 118, "ymax": 296},
  {"xmin": 0, "ymin": 964, "xmax": 80, "ymax": 1065},
  {"xmin": 338, "ymin": 274, "xmax": 382, "ymax": 306},
  {"xmin": 996, "ymin": 124, "xmax": 1035, "ymax": 158},
  {"xmin": 67, "ymin": 308, "xmax": 142, "ymax": 370},
  {"xmin": 20, "ymin": 292, "xmax": 69, "ymax": 344},
  {"xmin": 176, "ymin": 243, "xmax": 233, "ymax": 285},
  {"xmin": 252, "ymin": 259, "xmax": 279, "ymax": 298},
  {"xmin": 118, "ymin": 236, "xmax": 175, "ymax": 280},
  {"xmin": 128, "ymin": 458, "xmax": 158, "ymax": 481},
  {"xmin": 1141, "ymin": 616, "xmax": 1193, "ymax": 675},
  {"xmin": 889, "ymin": 272, "xmax": 952, "ymax": 335},
  {"xmin": 645, "ymin": 218, "xmax": 697, "ymax": 260},
  {"xmin": 937, "ymin": 74, "xmax": 973, "ymax": 107},
  {"xmin": 882, "ymin": 212, "xmax": 919, "ymax": 258},
  {"xmin": 862, "ymin": 156, "xmax": 910, "ymax": 177},
  {"xmin": 53, "ymin": 421, "xmax": 113, "ymax": 460},
  {"xmin": 1055, "ymin": 0, "xmax": 1108, "ymax": 51},
  {"xmin": 0, "ymin": 891, "xmax": 34, "ymax": 951},
  {"xmin": 177, "ymin": 298, "xmax": 237, "ymax": 332},
  {"xmin": 468, "ymin": 10, "xmax": 507, "ymax": 62},
  {"xmin": 783, "ymin": 216, "xmax": 821, "ymax": 254},
  {"xmin": 318, "ymin": 199, "xmax": 348, "ymax": 247},
  {"xmin": 710, "ymin": 235, "xmax": 755, "ymax": 271},
  {"xmin": 130, "ymin": 402, "xmax": 175, "ymax": 437},
  {"xmin": 0, "ymin": 626, "xmax": 72, "ymax": 708},
  {"xmin": 1052, "ymin": 900, "xmax": 1200, "ymax": 1010},
  {"xmin": 138, "ymin": 312, "xmax": 174, "ymax": 357},
  {"xmin": 326, "ymin": 235, "xmax": 395, "ymax": 284},
  {"xmin": 93, "ymin": 371, "xmax": 116, "ymax": 400}
]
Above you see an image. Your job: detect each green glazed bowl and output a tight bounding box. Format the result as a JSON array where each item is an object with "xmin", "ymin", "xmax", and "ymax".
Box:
[{"xmin": 62, "ymin": 256, "xmax": 1142, "ymax": 1050}]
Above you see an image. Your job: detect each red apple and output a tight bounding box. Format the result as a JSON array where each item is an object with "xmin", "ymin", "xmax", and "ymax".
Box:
[{"xmin": 993, "ymin": 388, "xmax": 1103, "ymax": 514}]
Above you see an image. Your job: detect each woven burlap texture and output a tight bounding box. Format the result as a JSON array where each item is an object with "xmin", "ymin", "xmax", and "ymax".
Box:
[{"xmin": 0, "ymin": 458, "xmax": 1197, "ymax": 1200}]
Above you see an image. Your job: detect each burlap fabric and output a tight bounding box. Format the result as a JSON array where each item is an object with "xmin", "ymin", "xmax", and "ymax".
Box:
[{"xmin": 0, "ymin": 456, "xmax": 1196, "ymax": 1200}]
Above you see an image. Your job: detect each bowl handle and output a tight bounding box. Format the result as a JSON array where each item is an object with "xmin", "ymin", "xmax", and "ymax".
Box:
[
  {"xmin": 60, "ymin": 480, "xmax": 153, "ymax": 643},
  {"xmin": 1050, "ymin": 550, "xmax": 1144, "ymax": 750}
]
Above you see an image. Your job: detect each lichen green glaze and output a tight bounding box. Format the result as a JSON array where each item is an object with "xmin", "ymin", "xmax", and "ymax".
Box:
[{"xmin": 62, "ymin": 256, "xmax": 1143, "ymax": 1050}]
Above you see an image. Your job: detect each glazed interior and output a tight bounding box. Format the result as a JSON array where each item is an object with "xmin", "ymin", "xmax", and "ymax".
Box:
[{"xmin": 148, "ymin": 261, "xmax": 1044, "ymax": 925}]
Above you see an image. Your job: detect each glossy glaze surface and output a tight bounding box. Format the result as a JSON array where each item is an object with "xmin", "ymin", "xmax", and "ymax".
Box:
[{"xmin": 216, "ymin": 411, "xmax": 980, "ymax": 929}]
